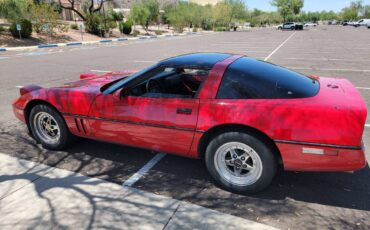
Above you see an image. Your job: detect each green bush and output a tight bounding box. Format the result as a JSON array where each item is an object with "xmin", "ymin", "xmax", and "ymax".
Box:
[
  {"xmin": 202, "ymin": 21, "xmax": 212, "ymax": 31},
  {"xmin": 30, "ymin": 3, "xmax": 59, "ymax": 34},
  {"xmin": 10, "ymin": 19, "xmax": 32, "ymax": 38},
  {"xmin": 119, "ymin": 21, "xmax": 132, "ymax": 35},
  {"xmin": 110, "ymin": 10, "xmax": 124, "ymax": 22},
  {"xmin": 70, "ymin": 24, "xmax": 78, "ymax": 30},
  {"xmin": 192, "ymin": 27, "xmax": 198, "ymax": 32},
  {"xmin": 85, "ymin": 14, "xmax": 105, "ymax": 36},
  {"xmin": 154, "ymin": 30, "xmax": 162, "ymax": 35},
  {"xmin": 108, "ymin": 20, "xmax": 117, "ymax": 29},
  {"xmin": 132, "ymin": 30, "xmax": 140, "ymax": 36},
  {"xmin": 0, "ymin": 26, "xmax": 5, "ymax": 32},
  {"xmin": 215, "ymin": 26, "xmax": 227, "ymax": 31},
  {"xmin": 57, "ymin": 23, "xmax": 69, "ymax": 33}
]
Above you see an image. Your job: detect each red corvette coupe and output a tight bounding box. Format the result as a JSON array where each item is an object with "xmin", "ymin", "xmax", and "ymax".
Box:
[{"xmin": 13, "ymin": 53, "xmax": 367, "ymax": 193}]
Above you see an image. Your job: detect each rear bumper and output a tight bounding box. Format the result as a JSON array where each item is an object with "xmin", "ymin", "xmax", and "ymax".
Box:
[{"xmin": 277, "ymin": 142, "xmax": 367, "ymax": 171}]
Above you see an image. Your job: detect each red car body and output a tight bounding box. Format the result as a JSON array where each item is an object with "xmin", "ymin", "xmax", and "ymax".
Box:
[{"xmin": 12, "ymin": 54, "xmax": 367, "ymax": 172}]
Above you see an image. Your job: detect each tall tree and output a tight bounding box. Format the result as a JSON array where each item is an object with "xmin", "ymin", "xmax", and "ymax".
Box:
[
  {"xmin": 271, "ymin": 0, "xmax": 304, "ymax": 22},
  {"xmin": 129, "ymin": 0, "xmax": 159, "ymax": 31},
  {"xmin": 57, "ymin": 0, "xmax": 110, "ymax": 21},
  {"xmin": 129, "ymin": 2, "xmax": 150, "ymax": 32},
  {"xmin": 0, "ymin": 0, "xmax": 31, "ymax": 21}
]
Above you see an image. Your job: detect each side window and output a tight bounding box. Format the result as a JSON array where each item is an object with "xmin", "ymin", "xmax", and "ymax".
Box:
[
  {"xmin": 129, "ymin": 67, "xmax": 209, "ymax": 99},
  {"xmin": 217, "ymin": 57, "xmax": 319, "ymax": 99}
]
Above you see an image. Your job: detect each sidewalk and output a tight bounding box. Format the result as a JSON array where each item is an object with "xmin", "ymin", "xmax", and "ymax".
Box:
[
  {"xmin": 0, "ymin": 32, "xmax": 200, "ymax": 52},
  {"xmin": 0, "ymin": 153, "xmax": 277, "ymax": 230}
]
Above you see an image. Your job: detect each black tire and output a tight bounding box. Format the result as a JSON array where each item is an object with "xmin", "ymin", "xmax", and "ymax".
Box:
[
  {"xmin": 29, "ymin": 104, "xmax": 75, "ymax": 150},
  {"xmin": 205, "ymin": 132, "xmax": 277, "ymax": 194}
]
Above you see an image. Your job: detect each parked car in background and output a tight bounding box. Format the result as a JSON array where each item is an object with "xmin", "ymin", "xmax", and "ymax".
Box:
[
  {"xmin": 295, "ymin": 23, "xmax": 304, "ymax": 30},
  {"xmin": 342, "ymin": 20, "xmax": 355, "ymax": 26},
  {"xmin": 354, "ymin": 19, "xmax": 370, "ymax": 27},
  {"xmin": 277, "ymin": 22, "xmax": 293, "ymax": 30},
  {"xmin": 277, "ymin": 22, "xmax": 303, "ymax": 30},
  {"xmin": 304, "ymin": 22, "xmax": 318, "ymax": 27}
]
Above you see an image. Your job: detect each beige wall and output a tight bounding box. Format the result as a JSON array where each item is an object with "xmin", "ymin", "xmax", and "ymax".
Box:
[{"xmin": 189, "ymin": 0, "xmax": 221, "ymax": 6}]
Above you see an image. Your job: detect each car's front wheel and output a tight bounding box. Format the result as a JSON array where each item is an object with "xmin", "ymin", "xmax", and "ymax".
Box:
[
  {"xmin": 205, "ymin": 132, "xmax": 277, "ymax": 194},
  {"xmin": 29, "ymin": 104, "xmax": 74, "ymax": 150}
]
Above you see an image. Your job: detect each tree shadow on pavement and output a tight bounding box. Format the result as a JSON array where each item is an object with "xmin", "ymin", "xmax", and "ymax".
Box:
[{"xmin": 0, "ymin": 156, "xmax": 179, "ymax": 229}]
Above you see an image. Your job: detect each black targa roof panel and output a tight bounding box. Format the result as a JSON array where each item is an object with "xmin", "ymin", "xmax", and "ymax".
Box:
[{"xmin": 159, "ymin": 53, "xmax": 232, "ymax": 68}]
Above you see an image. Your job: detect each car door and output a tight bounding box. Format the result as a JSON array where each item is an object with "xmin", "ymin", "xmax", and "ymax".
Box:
[
  {"xmin": 110, "ymin": 96, "xmax": 199, "ymax": 155},
  {"xmin": 90, "ymin": 66, "xmax": 209, "ymax": 156}
]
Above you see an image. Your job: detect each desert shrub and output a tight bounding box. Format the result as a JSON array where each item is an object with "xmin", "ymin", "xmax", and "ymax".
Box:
[
  {"xmin": 85, "ymin": 13, "xmax": 105, "ymax": 36},
  {"xmin": 154, "ymin": 29, "xmax": 162, "ymax": 35},
  {"xmin": 119, "ymin": 20, "xmax": 132, "ymax": 34},
  {"xmin": 192, "ymin": 27, "xmax": 198, "ymax": 32},
  {"xmin": 10, "ymin": 19, "xmax": 32, "ymax": 38},
  {"xmin": 70, "ymin": 24, "xmax": 78, "ymax": 30},
  {"xmin": 174, "ymin": 26, "xmax": 183, "ymax": 33},
  {"xmin": 30, "ymin": 3, "xmax": 59, "ymax": 33},
  {"xmin": 108, "ymin": 20, "xmax": 117, "ymax": 29},
  {"xmin": 109, "ymin": 10, "xmax": 124, "ymax": 22},
  {"xmin": 57, "ymin": 23, "xmax": 69, "ymax": 33},
  {"xmin": 202, "ymin": 21, "xmax": 212, "ymax": 30},
  {"xmin": 132, "ymin": 30, "xmax": 140, "ymax": 36},
  {"xmin": 215, "ymin": 26, "xmax": 227, "ymax": 31}
]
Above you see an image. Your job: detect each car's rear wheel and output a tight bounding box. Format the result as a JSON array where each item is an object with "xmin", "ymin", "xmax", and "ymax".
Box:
[
  {"xmin": 205, "ymin": 132, "xmax": 277, "ymax": 194},
  {"xmin": 29, "ymin": 104, "xmax": 74, "ymax": 150}
]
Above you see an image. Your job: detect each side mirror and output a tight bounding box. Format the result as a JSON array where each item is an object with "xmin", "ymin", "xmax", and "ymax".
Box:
[
  {"xmin": 112, "ymin": 88, "xmax": 128, "ymax": 101},
  {"xmin": 112, "ymin": 88, "xmax": 122, "ymax": 101}
]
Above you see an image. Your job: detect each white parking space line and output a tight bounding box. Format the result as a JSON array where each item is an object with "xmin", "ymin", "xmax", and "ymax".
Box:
[
  {"xmin": 356, "ymin": 87, "xmax": 370, "ymax": 90},
  {"xmin": 90, "ymin": 69, "xmax": 112, "ymax": 73},
  {"xmin": 282, "ymin": 57, "xmax": 370, "ymax": 62},
  {"xmin": 264, "ymin": 32, "xmax": 296, "ymax": 61},
  {"xmin": 15, "ymin": 85, "xmax": 23, "ymax": 88},
  {"xmin": 133, "ymin": 60, "xmax": 156, "ymax": 63},
  {"xmin": 287, "ymin": 67, "xmax": 370, "ymax": 73},
  {"xmin": 122, "ymin": 152, "xmax": 166, "ymax": 187},
  {"xmin": 365, "ymin": 124, "xmax": 370, "ymax": 128}
]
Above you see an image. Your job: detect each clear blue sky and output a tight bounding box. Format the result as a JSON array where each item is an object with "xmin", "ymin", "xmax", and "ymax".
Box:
[{"xmin": 247, "ymin": 0, "xmax": 370, "ymax": 12}]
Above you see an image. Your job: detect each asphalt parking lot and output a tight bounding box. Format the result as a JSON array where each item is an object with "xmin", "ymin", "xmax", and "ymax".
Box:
[{"xmin": 0, "ymin": 26, "xmax": 370, "ymax": 229}]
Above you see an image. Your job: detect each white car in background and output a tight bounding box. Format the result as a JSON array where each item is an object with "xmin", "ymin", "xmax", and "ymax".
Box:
[
  {"xmin": 304, "ymin": 22, "xmax": 318, "ymax": 27},
  {"xmin": 342, "ymin": 20, "xmax": 355, "ymax": 26},
  {"xmin": 354, "ymin": 19, "xmax": 370, "ymax": 27}
]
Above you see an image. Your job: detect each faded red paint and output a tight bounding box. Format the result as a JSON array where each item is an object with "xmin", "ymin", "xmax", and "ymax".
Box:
[{"xmin": 12, "ymin": 55, "xmax": 367, "ymax": 172}]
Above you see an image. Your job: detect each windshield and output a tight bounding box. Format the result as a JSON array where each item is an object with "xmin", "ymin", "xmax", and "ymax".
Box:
[{"xmin": 103, "ymin": 64, "xmax": 159, "ymax": 94}]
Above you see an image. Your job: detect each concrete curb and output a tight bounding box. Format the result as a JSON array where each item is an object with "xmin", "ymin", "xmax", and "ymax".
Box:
[
  {"xmin": 0, "ymin": 32, "xmax": 200, "ymax": 52},
  {"xmin": 0, "ymin": 152, "xmax": 278, "ymax": 230}
]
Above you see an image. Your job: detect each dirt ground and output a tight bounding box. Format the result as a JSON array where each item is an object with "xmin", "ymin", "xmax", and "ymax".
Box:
[{"xmin": 0, "ymin": 24, "xmax": 182, "ymax": 47}]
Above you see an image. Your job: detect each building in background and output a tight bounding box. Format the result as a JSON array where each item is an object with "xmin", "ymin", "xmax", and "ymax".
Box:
[{"xmin": 59, "ymin": 0, "xmax": 83, "ymax": 21}]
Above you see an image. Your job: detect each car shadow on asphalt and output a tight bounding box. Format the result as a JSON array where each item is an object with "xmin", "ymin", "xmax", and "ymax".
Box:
[
  {"xmin": 2, "ymin": 121, "xmax": 370, "ymax": 214},
  {"xmin": 253, "ymin": 164, "xmax": 370, "ymax": 211}
]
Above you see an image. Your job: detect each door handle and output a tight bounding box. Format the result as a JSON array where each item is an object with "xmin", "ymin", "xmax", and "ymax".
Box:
[{"xmin": 176, "ymin": 108, "xmax": 192, "ymax": 115}]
